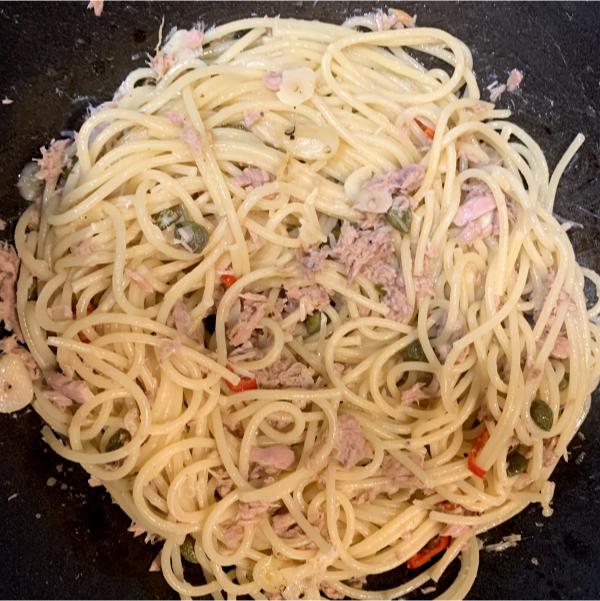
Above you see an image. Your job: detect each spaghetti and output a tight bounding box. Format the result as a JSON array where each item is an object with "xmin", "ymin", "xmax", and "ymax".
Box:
[{"xmin": 8, "ymin": 11, "xmax": 600, "ymax": 600}]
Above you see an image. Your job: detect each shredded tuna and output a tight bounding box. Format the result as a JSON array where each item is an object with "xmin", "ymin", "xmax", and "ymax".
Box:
[
  {"xmin": 549, "ymin": 335, "xmax": 569, "ymax": 359},
  {"xmin": 0, "ymin": 335, "xmax": 39, "ymax": 380},
  {"xmin": 234, "ymin": 166, "xmax": 273, "ymax": 188},
  {"xmin": 221, "ymin": 523, "xmax": 244, "ymax": 548},
  {"xmin": 400, "ymin": 382, "xmax": 431, "ymax": 405},
  {"xmin": 453, "ymin": 192, "xmax": 497, "ymax": 227},
  {"xmin": 320, "ymin": 582, "xmax": 345, "ymax": 600},
  {"xmin": 228, "ymin": 293, "xmax": 270, "ymax": 347},
  {"xmin": 34, "ymin": 139, "xmax": 70, "ymax": 185},
  {"xmin": 250, "ymin": 445, "xmax": 295, "ymax": 472},
  {"xmin": 167, "ymin": 299, "xmax": 191, "ymax": 336},
  {"xmin": 543, "ymin": 437, "xmax": 558, "ymax": 467},
  {"xmin": 243, "ymin": 111, "xmax": 263, "ymax": 127},
  {"xmin": 88, "ymin": 476, "xmax": 102, "ymax": 487},
  {"xmin": 210, "ymin": 467, "xmax": 234, "ymax": 497},
  {"xmin": 236, "ymin": 500, "xmax": 274, "ymax": 525},
  {"xmin": 254, "ymin": 358, "xmax": 315, "ymax": 390},
  {"xmin": 272, "ymin": 512, "xmax": 303, "ymax": 538},
  {"xmin": 285, "ymin": 284, "xmax": 330, "ymax": 319},
  {"xmin": 413, "ymin": 275, "xmax": 435, "ymax": 301},
  {"xmin": 182, "ymin": 124, "xmax": 202, "ymax": 152},
  {"xmin": 381, "ymin": 452, "xmax": 424, "ymax": 488},
  {"xmin": 44, "ymin": 371, "xmax": 93, "ymax": 404},
  {"xmin": 298, "ymin": 247, "xmax": 328, "ymax": 278},
  {"xmin": 126, "ymin": 268, "xmax": 154, "ymax": 294},
  {"xmin": 382, "ymin": 280, "xmax": 412, "ymax": 322},
  {"xmin": 355, "ymin": 164, "xmax": 424, "ymax": 213},
  {"xmin": 332, "ymin": 414, "xmax": 371, "ymax": 468},
  {"xmin": 87, "ymin": 0, "xmax": 103, "ymax": 16},
  {"xmin": 456, "ymin": 210, "xmax": 496, "ymax": 244},
  {"xmin": 330, "ymin": 222, "xmax": 394, "ymax": 281},
  {"xmin": 264, "ymin": 71, "xmax": 282, "ymax": 91},
  {"xmin": 506, "ymin": 69, "xmax": 524, "ymax": 92}
]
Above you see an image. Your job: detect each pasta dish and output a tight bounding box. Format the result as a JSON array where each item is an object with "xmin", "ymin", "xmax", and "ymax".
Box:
[{"xmin": 2, "ymin": 10, "xmax": 599, "ymax": 600}]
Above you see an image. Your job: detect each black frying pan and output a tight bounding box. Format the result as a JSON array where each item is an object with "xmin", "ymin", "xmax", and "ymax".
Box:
[{"xmin": 0, "ymin": 2, "xmax": 599, "ymax": 598}]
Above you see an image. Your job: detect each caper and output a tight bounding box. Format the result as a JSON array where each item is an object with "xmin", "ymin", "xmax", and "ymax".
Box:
[
  {"xmin": 305, "ymin": 311, "xmax": 323, "ymax": 335},
  {"xmin": 175, "ymin": 221, "xmax": 209, "ymax": 253},
  {"xmin": 530, "ymin": 399, "xmax": 554, "ymax": 431},
  {"xmin": 506, "ymin": 451, "xmax": 528, "ymax": 477},
  {"xmin": 152, "ymin": 205, "xmax": 185, "ymax": 230},
  {"xmin": 404, "ymin": 339, "xmax": 427, "ymax": 362},
  {"xmin": 559, "ymin": 372, "xmax": 569, "ymax": 391},
  {"xmin": 180, "ymin": 535, "xmax": 199, "ymax": 564},
  {"xmin": 385, "ymin": 207, "xmax": 412, "ymax": 233},
  {"xmin": 105, "ymin": 428, "xmax": 130, "ymax": 452}
]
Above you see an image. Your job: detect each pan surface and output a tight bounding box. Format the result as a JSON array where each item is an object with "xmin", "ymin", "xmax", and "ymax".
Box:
[{"xmin": 0, "ymin": 2, "xmax": 599, "ymax": 598}]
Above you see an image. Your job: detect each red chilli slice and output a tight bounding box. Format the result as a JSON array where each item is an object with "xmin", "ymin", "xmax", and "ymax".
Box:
[
  {"xmin": 220, "ymin": 274, "xmax": 237, "ymax": 288},
  {"xmin": 415, "ymin": 118, "xmax": 435, "ymax": 140},
  {"xmin": 225, "ymin": 376, "xmax": 257, "ymax": 393},
  {"xmin": 407, "ymin": 536, "xmax": 451, "ymax": 569},
  {"xmin": 467, "ymin": 429, "xmax": 490, "ymax": 478}
]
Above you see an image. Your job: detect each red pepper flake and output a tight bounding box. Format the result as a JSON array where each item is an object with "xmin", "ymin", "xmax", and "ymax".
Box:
[
  {"xmin": 225, "ymin": 376, "xmax": 257, "ymax": 393},
  {"xmin": 467, "ymin": 429, "xmax": 490, "ymax": 478},
  {"xmin": 415, "ymin": 118, "xmax": 435, "ymax": 140},
  {"xmin": 407, "ymin": 535, "xmax": 451, "ymax": 569},
  {"xmin": 220, "ymin": 274, "xmax": 237, "ymax": 288},
  {"xmin": 437, "ymin": 501, "xmax": 457, "ymax": 512}
]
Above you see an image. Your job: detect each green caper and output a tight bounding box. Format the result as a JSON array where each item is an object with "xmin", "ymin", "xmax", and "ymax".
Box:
[
  {"xmin": 506, "ymin": 451, "xmax": 528, "ymax": 477},
  {"xmin": 180, "ymin": 535, "xmax": 199, "ymax": 564},
  {"xmin": 152, "ymin": 205, "xmax": 186, "ymax": 230},
  {"xmin": 404, "ymin": 339, "xmax": 427, "ymax": 362},
  {"xmin": 530, "ymin": 399, "xmax": 554, "ymax": 431},
  {"xmin": 105, "ymin": 428, "xmax": 130, "ymax": 452},
  {"xmin": 175, "ymin": 221, "xmax": 209, "ymax": 253},
  {"xmin": 305, "ymin": 311, "xmax": 323, "ymax": 335},
  {"xmin": 385, "ymin": 207, "xmax": 412, "ymax": 233},
  {"xmin": 559, "ymin": 372, "xmax": 569, "ymax": 391}
]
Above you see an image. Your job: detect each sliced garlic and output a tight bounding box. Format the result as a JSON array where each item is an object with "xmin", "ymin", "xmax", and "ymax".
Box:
[
  {"xmin": 283, "ymin": 122, "xmax": 339, "ymax": 161},
  {"xmin": 276, "ymin": 67, "xmax": 316, "ymax": 107},
  {"xmin": 0, "ymin": 354, "xmax": 34, "ymax": 413}
]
